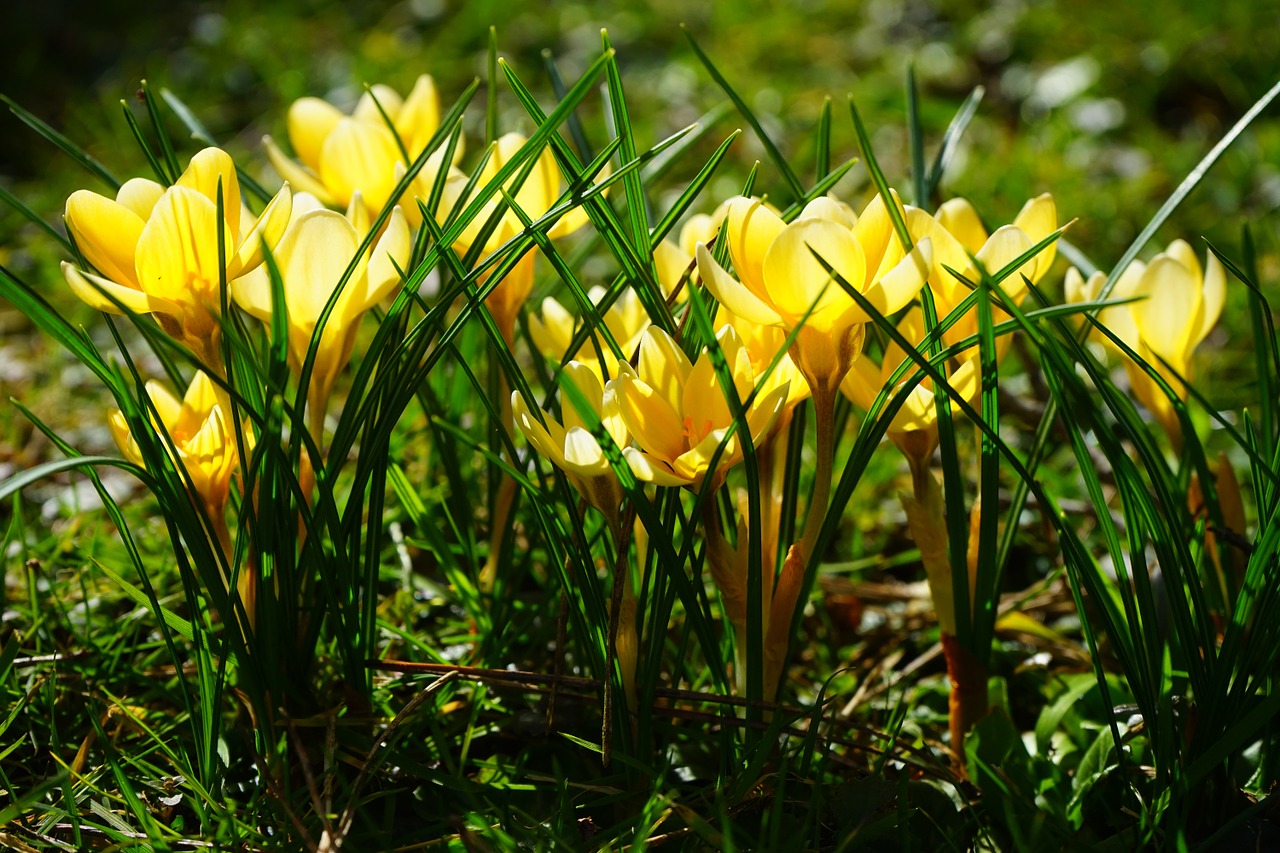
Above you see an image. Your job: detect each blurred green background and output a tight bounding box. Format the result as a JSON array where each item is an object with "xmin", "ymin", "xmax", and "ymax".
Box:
[{"xmin": 2, "ymin": 0, "xmax": 1279, "ymax": 403}]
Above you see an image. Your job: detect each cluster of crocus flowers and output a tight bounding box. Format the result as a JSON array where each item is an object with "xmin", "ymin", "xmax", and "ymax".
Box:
[
  {"xmin": 1065, "ymin": 239, "xmax": 1225, "ymax": 446},
  {"xmin": 265, "ymin": 75, "xmax": 449, "ymax": 218},
  {"xmin": 231, "ymin": 191, "xmax": 411, "ymax": 439},
  {"xmin": 63, "ymin": 148, "xmax": 293, "ymax": 366}
]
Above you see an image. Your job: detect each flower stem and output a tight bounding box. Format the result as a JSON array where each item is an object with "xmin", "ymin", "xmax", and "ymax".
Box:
[{"xmin": 799, "ymin": 387, "xmax": 837, "ymax": 563}]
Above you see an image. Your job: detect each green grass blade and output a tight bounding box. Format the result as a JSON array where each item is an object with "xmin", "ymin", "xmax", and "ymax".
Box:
[{"xmin": 2, "ymin": 95, "xmax": 120, "ymax": 190}]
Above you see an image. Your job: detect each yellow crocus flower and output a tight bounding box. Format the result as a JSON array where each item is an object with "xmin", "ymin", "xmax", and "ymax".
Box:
[
  {"xmin": 437, "ymin": 132, "xmax": 595, "ymax": 342},
  {"xmin": 697, "ymin": 193, "xmax": 932, "ymax": 396},
  {"xmin": 1065, "ymin": 239, "xmax": 1225, "ymax": 443},
  {"xmin": 231, "ymin": 192, "xmax": 411, "ymax": 433},
  {"xmin": 608, "ymin": 324, "xmax": 790, "ymax": 489},
  {"xmin": 109, "ymin": 371, "xmax": 236, "ymax": 519},
  {"xmin": 62, "ymin": 148, "xmax": 292, "ymax": 359},
  {"xmin": 905, "ymin": 194, "xmax": 1057, "ymax": 350},
  {"xmin": 840, "ymin": 307, "xmax": 980, "ymax": 473},
  {"xmin": 265, "ymin": 75, "xmax": 451, "ymax": 217},
  {"xmin": 512, "ymin": 361, "xmax": 629, "ymax": 524},
  {"xmin": 528, "ymin": 286, "xmax": 652, "ymax": 383}
]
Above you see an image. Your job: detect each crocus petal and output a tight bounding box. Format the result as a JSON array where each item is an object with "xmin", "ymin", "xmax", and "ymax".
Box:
[
  {"xmin": 725, "ymin": 196, "xmax": 785, "ymax": 300},
  {"xmin": 109, "ymin": 409, "xmax": 141, "ymax": 465},
  {"xmin": 561, "ymin": 361, "xmax": 607, "ymax": 435},
  {"xmin": 396, "ymin": 75, "xmax": 441, "ymax": 157},
  {"xmin": 231, "ymin": 183, "xmax": 293, "ymax": 276},
  {"xmin": 799, "ymin": 196, "xmax": 857, "ymax": 228},
  {"xmin": 1133, "ymin": 255, "xmax": 1200, "ymax": 366},
  {"xmin": 287, "ymin": 97, "xmax": 344, "ymax": 172},
  {"xmin": 697, "ymin": 243, "xmax": 783, "ymax": 326},
  {"xmin": 360, "ymin": 206, "xmax": 412, "ymax": 310},
  {"xmin": 854, "ymin": 191, "xmax": 907, "ymax": 279},
  {"xmin": 264, "ymin": 135, "xmax": 337, "ymax": 204},
  {"xmin": 134, "ymin": 186, "xmax": 228, "ymax": 310},
  {"xmin": 178, "ymin": 148, "xmax": 243, "ymax": 239},
  {"xmin": 936, "ymin": 198, "xmax": 987, "ymax": 253},
  {"xmin": 840, "ymin": 356, "xmax": 882, "ymax": 412},
  {"xmin": 352, "ymin": 84, "xmax": 405, "ymax": 126},
  {"xmin": 561, "ymin": 427, "xmax": 610, "ymax": 477},
  {"xmin": 318, "ymin": 118, "xmax": 400, "ymax": 209},
  {"xmin": 276, "ymin": 208, "xmax": 361, "ymax": 326},
  {"xmin": 512, "ymin": 390, "xmax": 569, "ymax": 467},
  {"xmin": 183, "ymin": 371, "xmax": 220, "ymax": 417},
  {"xmin": 976, "ymin": 225, "xmax": 1035, "ymax": 301},
  {"xmin": 637, "ymin": 326, "xmax": 692, "ymax": 405},
  {"xmin": 144, "ymin": 380, "xmax": 185, "ymax": 430},
  {"xmin": 761, "ymin": 218, "xmax": 866, "ymax": 325},
  {"xmin": 529, "ymin": 296, "xmax": 576, "ymax": 359},
  {"xmin": 230, "ymin": 267, "xmax": 272, "ymax": 322},
  {"xmin": 116, "ymin": 178, "xmax": 165, "ymax": 220},
  {"xmin": 65, "ymin": 190, "xmax": 145, "ymax": 289},
  {"xmin": 859, "ymin": 237, "xmax": 931, "ymax": 320},
  {"xmin": 622, "ymin": 446, "xmax": 689, "ymax": 486},
  {"xmin": 62, "ymin": 262, "xmax": 175, "ymax": 316},
  {"xmin": 1196, "ymin": 250, "xmax": 1226, "ymax": 346},
  {"xmin": 1013, "ymin": 193, "xmax": 1057, "ymax": 281},
  {"xmin": 613, "ymin": 370, "xmax": 687, "ymax": 464}
]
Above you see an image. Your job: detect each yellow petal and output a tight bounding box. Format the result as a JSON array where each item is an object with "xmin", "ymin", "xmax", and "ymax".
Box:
[
  {"xmin": 1164, "ymin": 239, "xmax": 1202, "ymax": 284},
  {"xmin": 352, "ymin": 84, "xmax": 405, "ymax": 126},
  {"xmin": 144, "ymin": 380, "xmax": 184, "ymax": 431},
  {"xmin": 761, "ymin": 218, "xmax": 866, "ymax": 325},
  {"xmin": 725, "ymin": 196, "xmax": 785, "ymax": 300},
  {"xmin": 116, "ymin": 178, "xmax": 165, "ymax": 219},
  {"xmin": 1098, "ymin": 263, "xmax": 1145, "ymax": 353},
  {"xmin": 622, "ymin": 446, "xmax": 689, "ymax": 486},
  {"xmin": 65, "ymin": 190, "xmax": 145, "ymax": 289},
  {"xmin": 231, "ymin": 267, "xmax": 272, "ymax": 322},
  {"xmin": 318, "ymin": 118, "xmax": 400, "ymax": 209},
  {"xmin": 561, "ymin": 427, "xmax": 610, "ymax": 477},
  {"xmin": 264, "ymin": 135, "xmax": 337, "ymax": 205},
  {"xmin": 681, "ymin": 327, "xmax": 753, "ymax": 443},
  {"xmin": 134, "ymin": 186, "xmax": 228, "ymax": 311},
  {"xmin": 799, "ymin": 196, "xmax": 856, "ymax": 228},
  {"xmin": 276, "ymin": 208, "xmax": 361, "ymax": 328},
  {"xmin": 1013, "ymin": 193, "xmax": 1057, "ymax": 281},
  {"xmin": 613, "ymin": 369, "xmax": 687, "ymax": 464},
  {"xmin": 513, "ymin": 390, "xmax": 568, "ymax": 468},
  {"xmin": 1063, "ymin": 267, "xmax": 1091, "ymax": 305},
  {"xmin": 853, "ymin": 191, "xmax": 907, "ymax": 279},
  {"xmin": 231, "ymin": 183, "xmax": 293, "ymax": 276},
  {"xmin": 904, "ymin": 206, "xmax": 973, "ymax": 308},
  {"xmin": 840, "ymin": 355, "xmax": 882, "ymax": 412},
  {"xmin": 62, "ymin": 262, "xmax": 174, "ymax": 316},
  {"xmin": 183, "ymin": 371, "xmax": 219, "ymax": 418},
  {"xmin": 859, "ymin": 236, "xmax": 931, "ymax": 320},
  {"xmin": 1196, "ymin": 249, "xmax": 1226, "ymax": 346},
  {"xmin": 697, "ymin": 243, "xmax": 782, "ymax": 326},
  {"xmin": 654, "ymin": 239, "xmax": 692, "ymax": 296},
  {"xmin": 637, "ymin": 326, "xmax": 692, "ymax": 406},
  {"xmin": 396, "ymin": 75, "xmax": 441, "ymax": 157},
  {"xmin": 108, "ymin": 409, "xmax": 142, "ymax": 465},
  {"xmin": 561, "ymin": 361, "xmax": 607, "ymax": 435},
  {"xmin": 287, "ymin": 97, "xmax": 344, "ymax": 172},
  {"xmin": 360, "ymin": 206, "xmax": 411, "ymax": 310},
  {"xmin": 530, "ymin": 296, "xmax": 576, "ymax": 359},
  {"xmin": 177, "ymin": 148, "xmax": 242, "ymax": 239},
  {"xmin": 1133, "ymin": 255, "xmax": 1200, "ymax": 366},
  {"xmin": 936, "ymin": 198, "xmax": 987, "ymax": 253},
  {"xmin": 976, "ymin": 225, "xmax": 1034, "ymax": 302}
]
